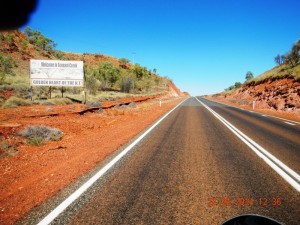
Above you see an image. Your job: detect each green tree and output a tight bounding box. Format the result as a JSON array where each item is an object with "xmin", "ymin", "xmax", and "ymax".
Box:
[
  {"xmin": 234, "ymin": 82, "xmax": 242, "ymax": 88},
  {"xmin": 132, "ymin": 64, "xmax": 149, "ymax": 79},
  {"xmin": 274, "ymin": 54, "xmax": 284, "ymax": 65},
  {"xmin": 85, "ymin": 73, "xmax": 100, "ymax": 95},
  {"xmin": 224, "ymin": 85, "xmax": 235, "ymax": 92},
  {"xmin": 96, "ymin": 62, "xmax": 121, "ymax": 89},
  {"xmin": 245, "ymin": 71, "xmax": 254, "ymax": 81},
  {"xmin": 120, "ymin": 75, "xmax": 134, "ymax": 93},
  {"xmin": 118, "ymin": 58, "xmax": 130, "ymax": 69},
  {"xmin": 289, "ymin": 39, "xmax": 300, "ymax": 66},
  {"xmin": 19, "ymin": 38, "xmax": 30, "ymax": 55},
  {"xmin": 282, "ymin": 39, "xmax": 300, "ymax": 67},
  {"xmin": 38, "ymin": 37, "xmax": 56, "ymax": 51},
  {"xmin": 24, "ymin": 27, "xmax": 57, "ymax": 52},
  {"xmin": 53, "ymin": 50, "xmax": 65, "ymax": 59}
]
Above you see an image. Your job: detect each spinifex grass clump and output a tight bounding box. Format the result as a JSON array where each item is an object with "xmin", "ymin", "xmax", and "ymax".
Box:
[
  {"xmin": 19, "ymin": 125, "xmax": 63, "ymax": 146},
  {"xmin": 2, "ymin": 96, "xmax": 31, "ymax": 108}
]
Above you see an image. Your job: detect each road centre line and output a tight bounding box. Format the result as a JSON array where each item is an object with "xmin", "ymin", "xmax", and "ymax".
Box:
[
  {"xmin": 36, "ymin": 98, "xmax": 189, "ymax": 225},
  {"xmin": 195, "ymin": 97, "xmax": 300, "ymax": 192}
]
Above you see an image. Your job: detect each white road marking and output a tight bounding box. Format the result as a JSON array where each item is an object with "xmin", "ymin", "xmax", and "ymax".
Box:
[
  {"xmin": 195, "ymin": 97, "xmax": 300, "ymax": 192},
  {"xmin": 37, "ymin": 98, "xmax": 189, "ymax": 225},
  {"xmin": 285, "ymin": 122, "xmax": 296, "ymax": 126},
  {"xmin": 261, "ymin": 114, "xmax": 267, "ymax": 117},
  {"xmin": 204, "ymin": 98, "xmax": 300, "ymax": 125}
]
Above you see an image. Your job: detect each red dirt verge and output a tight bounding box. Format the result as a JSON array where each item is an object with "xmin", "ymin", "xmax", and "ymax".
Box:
[{"xmin": 0, "ymin": 96, "xmax": 186, "ymax": 225}]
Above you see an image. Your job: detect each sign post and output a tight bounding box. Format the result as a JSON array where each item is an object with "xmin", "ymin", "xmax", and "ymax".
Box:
[{"xmin": 30, "ymin": 86, "xmax": 33, "ymax": 101}]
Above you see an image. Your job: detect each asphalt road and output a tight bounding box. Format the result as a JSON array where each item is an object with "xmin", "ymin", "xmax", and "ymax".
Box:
[{"xmin": 23, "ymin": 97, "xmax": 300, "ymax": 225}]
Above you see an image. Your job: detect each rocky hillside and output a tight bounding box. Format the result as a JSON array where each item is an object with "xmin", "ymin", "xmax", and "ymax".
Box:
[
  {"xmin": 210, "ymin": 62, "xmax": 300, "ymax": 118},
  {"xmin": 0, "ymin": 30, "xmax": 120, "ymax": 71},
  {"xmin": 167, "ymin": 81, "xmax": 186, "ymax": 97},
  {"xmin": 222, "ymin": 77, "xmax": 299, "ymax": 111},
  {"xmin": 209, "ymin": 37, "xmax": 300, "ymax": 118}
]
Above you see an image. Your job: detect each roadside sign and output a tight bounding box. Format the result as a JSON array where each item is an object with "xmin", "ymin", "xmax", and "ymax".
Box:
[{"xmin": 30, "ymin": 59, "xmax": 84, "ymax": 87}]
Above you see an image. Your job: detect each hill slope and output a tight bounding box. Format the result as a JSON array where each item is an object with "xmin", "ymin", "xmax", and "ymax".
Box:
[
  {"xmin": 0, "ymin": 29, "xmax": 187, "ymax": 107},
  {"xmin": 209, "ymin": 62, "xmax": 300, "ymax": 121}
]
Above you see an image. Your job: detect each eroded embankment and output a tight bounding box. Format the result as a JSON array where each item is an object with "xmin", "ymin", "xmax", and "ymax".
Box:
[{"xmin": 209, "ymin": 78, "xmax": 300, "ymax": 121}]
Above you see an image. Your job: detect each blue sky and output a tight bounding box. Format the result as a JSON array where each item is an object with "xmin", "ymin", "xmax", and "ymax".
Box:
[{"xmin": 23, "ymin": 0, "xmax": 300, "ymax": 96}]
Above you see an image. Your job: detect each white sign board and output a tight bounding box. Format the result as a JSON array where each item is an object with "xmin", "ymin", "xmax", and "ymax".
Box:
[{"xmin": 30, "ymin": 60, "xmax": 84, "ymax": 87}]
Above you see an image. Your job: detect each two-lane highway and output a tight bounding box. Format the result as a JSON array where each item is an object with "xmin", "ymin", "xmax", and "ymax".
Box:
[
  {"xmin": 199, "ymin": 97, "xmax": 300, "ymax": 175},
  {"xmin": 20, "ymin": 97, "xmax": 300, "ymax": 225}
]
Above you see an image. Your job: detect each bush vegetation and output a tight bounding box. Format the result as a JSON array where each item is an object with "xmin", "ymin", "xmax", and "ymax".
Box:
[
  {"xmin": 38, "ymin": 98, "xmax": 73, "ymax": 106},
  {"xmin": 0, "ymin": 141, "xmax": 19, "ymax": 157},
  {"xmin": 0, "ymin": 28, "xmax": 171, "ymax": 107},
  {"xmin": 0, "ymin": 71, "xmax": 5, "ymax": 84},
  {"xmin": 83, "ymin": 60, "xmax": 169, "ymax": 95},
  {"xmin": 19, "ymin": 125, "xmax": 63, "ymax": 146},
  {"xmin": 224, "ymin": 38, "xmax": 300, "ymax": 92},
  {"xmin": 274, "ymin": 39, "xmax": 300, "ymax": 67},
  {"xmin": 2, "ymin": 96, "xmax": 31, "ymax": 108},
  {"xmin": 0, "ymin": 54, "xmax": 15, "ymax": 75},
  {"xmin": 24, "ymin": 27, "xmax": 57, "ymax": 53},
  {"xmin": 246, "ymin": 63, "xmax": 300, "ymax": 85},
  {"xmin": 248, "ymin": 39, "xmax": 300, "ymax": 84}
]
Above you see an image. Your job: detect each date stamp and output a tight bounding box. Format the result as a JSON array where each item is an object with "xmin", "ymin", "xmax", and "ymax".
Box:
[{"xmin": 207, "ymin": 197, "xmax": 282, "ymax": 207}]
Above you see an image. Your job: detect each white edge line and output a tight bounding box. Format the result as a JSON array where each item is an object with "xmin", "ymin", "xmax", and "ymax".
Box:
[
  {"xmin": 285, "ymin": 122, "xmax": 296, "ymax": 126},
  {"xmin": 203, "ymin": 97, "xmax": 300, "ymax": 125},
  {"xmin": 37, "ymin": 97, "xmax": 189, "ymax": 225},
  {"xmin": 195, "ymin": 97, "xmax": 300, "ymax": 192}
]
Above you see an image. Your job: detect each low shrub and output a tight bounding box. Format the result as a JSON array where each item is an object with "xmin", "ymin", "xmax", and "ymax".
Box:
[
  {"xmin": 13, "ymin": 83, "xmax": 29, "ymax": 93},
  {"xmin": 4, "ymin": 75, "xmax": 29, "ymax": 85},
  {"xmin": 0, "ymin": 84, "xmax": 14, "ymax": 92},
  {"xmin": 51, "ymin": 98, "xmax": 73, "ymax": 105},
  {"xmin": 87, "ymin": 102, "xmax": 102, "ymax": 107},
  {"xmin": 19, "ymin": 125, "xmax": 63, "ymax": 146},
  {"xmin": 0, "ymin": 142, "xmax": 19, "ymax": 157},
  {"xmin": 26, "ymin": 136, "xmax": 45, "ymax": 146},
  {"xmin": 2, "ymin": 96, "xmax": 31, "ymax": 108},
  {"xmin": 39, "ymin": 98, "xmax": 72, "ymax": 105}
]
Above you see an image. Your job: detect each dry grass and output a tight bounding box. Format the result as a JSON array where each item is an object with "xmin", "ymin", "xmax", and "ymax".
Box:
[
  {"xmin": 38, "ymin": 98, "xmax": 73, "ymax": 105},
  {"xmin": 2, "ymin": 96, "xmax": 31, "ymax": 108},
  {"xmin": 222, "ymin": 89, "xmax": 236, "ymax": 95},
  {"xmin": 246, "ymin": 63, "xmax": 300, "ymax": 85}
]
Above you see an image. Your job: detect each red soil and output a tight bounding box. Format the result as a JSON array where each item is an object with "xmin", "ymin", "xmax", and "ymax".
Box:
[
  {"xmin": 0, "ymin": 91, "xmax": 16, "ymax": 100},
  {"xmin": 208, "ymin": 78, "xmax": 300, "ymax": 122},
  {"xmin": 0, "ymin": 96, "xmax": 185, "ymax": 225}
]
